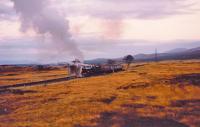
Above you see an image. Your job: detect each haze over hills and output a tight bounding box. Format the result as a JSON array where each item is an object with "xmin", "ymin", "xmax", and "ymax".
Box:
[
  {"xmin": 84, "ymin": 46, "xmax": 200, "ymax": 64},
  {"xmin": 135, "ymin": 46, "xmax": 200, "ymax": 61},
  {"xmin": 165, "ymin": 48, "xmax": 188, "ymax": 53},
  {"xmin": 1, "ymin": 46, "xmax": 199, "ymax": 65}
]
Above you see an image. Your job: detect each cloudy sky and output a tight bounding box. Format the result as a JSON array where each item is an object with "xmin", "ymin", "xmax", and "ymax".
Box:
[{"xmin": 0, "ymin": 0, "xmax": 200, "ymax": 64}]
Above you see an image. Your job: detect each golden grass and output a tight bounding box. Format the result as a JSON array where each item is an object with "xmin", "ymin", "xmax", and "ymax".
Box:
[
  {"xmin": 0, "ymin": 67, "xmax": 67, "ymax": 86},
  {"xmin": 0, "ymin": 60, "xmax": 200, "ymax": 127}
]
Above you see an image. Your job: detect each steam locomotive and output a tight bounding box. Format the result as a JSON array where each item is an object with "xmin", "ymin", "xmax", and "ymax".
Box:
[{"xmin": 68, "ymin": 60, "xmax": 123, "ymax": 77}]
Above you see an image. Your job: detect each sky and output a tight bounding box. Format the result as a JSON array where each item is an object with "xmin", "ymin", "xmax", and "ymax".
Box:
[{"xmin": 0, "ymin": 0, "xmax": 200, "ymax": 64}]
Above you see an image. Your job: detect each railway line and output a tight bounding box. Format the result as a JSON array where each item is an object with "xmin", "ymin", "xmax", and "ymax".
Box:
[
  {"xmin": 0, "ymin": 72, "xmax": 115, "ymax": 89},
  {"xmin": 0, "ymin": 76, "xmax": 74, "ymax": 89},
  {"xmin": 0, "ymin": 63, "xmax": 124, "ymax": 90}
]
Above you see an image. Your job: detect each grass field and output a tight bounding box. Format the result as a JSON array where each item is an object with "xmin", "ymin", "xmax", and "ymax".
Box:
[
  {"xmin": 0, "ymin": 66, "xmax": 67, "ymax": 86},
  {"xmin": 0, "ymin": 60, "xmax": 200, "ymax": 127}
]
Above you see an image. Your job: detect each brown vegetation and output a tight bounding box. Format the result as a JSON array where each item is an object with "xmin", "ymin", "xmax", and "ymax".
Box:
[
  {"xmin": 0, "ymin": 65, "xmax": 67, "ymax": 86},
  {"xmin": 0, "ymin": 60, "xmax": 200, "ymax": 127}
]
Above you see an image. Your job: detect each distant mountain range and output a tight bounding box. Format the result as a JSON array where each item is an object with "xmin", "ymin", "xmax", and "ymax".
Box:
[
  {"xmin": 2, "ymin": 47, "xmax": 199, "ymax": 65},
  {"xmin": 165, "ymin": 48, "xmax": 188, "ymax": 53},
  {"xmin": 84, "ymin": 46, "xmax": 200, "ymax": 64}
]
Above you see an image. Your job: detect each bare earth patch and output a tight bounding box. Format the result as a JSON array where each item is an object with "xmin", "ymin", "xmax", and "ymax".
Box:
[{"xmin": 170, "ymin": 73, "xmax": 200, "ymax": 86}]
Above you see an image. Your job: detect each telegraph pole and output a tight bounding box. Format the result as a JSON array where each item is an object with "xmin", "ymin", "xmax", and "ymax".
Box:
[{"xmin": 155, "ymin": 48, "xmax": 158, "ymax": 62}]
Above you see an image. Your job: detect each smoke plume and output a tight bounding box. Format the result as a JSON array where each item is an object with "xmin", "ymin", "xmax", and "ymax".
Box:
[{"xmin": 11, "ymin": 0, "xmax": 83, "ymax": 62}]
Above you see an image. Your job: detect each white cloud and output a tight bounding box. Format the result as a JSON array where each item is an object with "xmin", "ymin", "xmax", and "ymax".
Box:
[
  {"xmin": 59, "ymin": 0, "xmax": 199, "ymax": 19},
  {"xmin": 0, "ymin": 0, "xmax": 200, "ymax": 64}
]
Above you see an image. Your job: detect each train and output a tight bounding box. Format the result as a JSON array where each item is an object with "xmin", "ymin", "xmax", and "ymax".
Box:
[
  {"xmin": 68, "ymin": 60, "xmax": 123, "ymax": 77},
  {"xmin": 81, "ymin": 64, "xmax": 123, "ymax": 77}
]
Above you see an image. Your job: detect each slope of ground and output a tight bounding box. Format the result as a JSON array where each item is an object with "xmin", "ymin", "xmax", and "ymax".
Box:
[
  {"xmin": 0, "ymin": 66, "xmax": 67, "ymax": 86},
  {"xmin": 0, "ymin": 60, "xmax": 200, "ymax": 127}
]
